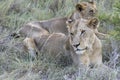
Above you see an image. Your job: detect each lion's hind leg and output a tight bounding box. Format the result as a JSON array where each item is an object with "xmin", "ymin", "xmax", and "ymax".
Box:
[{"xmin": 23, "ymin": 37, "xmax": 39, "ymax": 60}]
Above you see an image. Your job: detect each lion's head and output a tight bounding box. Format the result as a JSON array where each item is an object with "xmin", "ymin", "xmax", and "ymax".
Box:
[
  {"xmin": 76, "ymin": 1, "xmax": 97, "ymax": 18},
  {"xmin": 67, "ymin": 17, "xmax": 99, "ymax": 55},
  {"xmin": 69, "ymin": 1, "xmax": 97, "ymax": 21}
]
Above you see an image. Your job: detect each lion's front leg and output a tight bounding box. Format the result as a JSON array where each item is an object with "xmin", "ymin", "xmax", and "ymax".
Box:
[{"xmin": 23, "ymin": 37, "xmax": 39, "ymax": 60}]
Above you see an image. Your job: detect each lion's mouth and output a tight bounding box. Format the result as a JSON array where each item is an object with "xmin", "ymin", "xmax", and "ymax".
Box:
[
  {"xmin": 75, "ymin": 47, "xmax": 88, "ymax": 51},
  {"xmin": 75, "ymin": 47, "xmax": 88, "ymax": 55}
]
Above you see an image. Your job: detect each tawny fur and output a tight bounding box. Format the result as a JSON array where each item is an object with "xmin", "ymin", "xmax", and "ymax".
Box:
[{"xmin": 23, "ymin": 33, "xmax": 78, "ymax": 66}]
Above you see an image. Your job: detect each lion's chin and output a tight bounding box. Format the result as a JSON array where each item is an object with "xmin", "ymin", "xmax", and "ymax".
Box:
[{"xmin": 75, "ymin": 50, "xmax": 85, "ymax": 55}]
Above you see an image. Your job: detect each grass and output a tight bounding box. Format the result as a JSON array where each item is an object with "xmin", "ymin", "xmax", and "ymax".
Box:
[{"xmin": 0, "ymin": 0, "xmax": 120, "ymax": 80}]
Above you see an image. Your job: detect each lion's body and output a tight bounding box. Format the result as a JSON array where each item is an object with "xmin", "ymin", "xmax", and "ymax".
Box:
[
  {"xmin": 19, "ymin": 17, "xmax": 69, "ymax": 36},
  {"xmin": 89, "ymin": 35, "xmax": 102, "ymax": 66},
  {"xmin": 17, "ymin": 1, "xmax": 98, "ymax": 37},
  {"xmin": 34, "ymin": 33, "xmax": 68, "ymax": 56},
  {"xmin": 19, "ymin": 23, "xmax": 49, "ymax": 38},
  {"xmin": 23, "ymin": 33, "xmax": 77, "ymax": 66},
  {"xmin": 79, "ymin": 34, "xmax": 102, "ymax": 67}
]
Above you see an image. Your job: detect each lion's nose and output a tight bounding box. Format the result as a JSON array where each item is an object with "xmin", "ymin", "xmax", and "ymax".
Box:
[
  {"xmin": 73, "ymin": 43, "xmax": 80, "ymax": 48},
  {"xmin": 67, "ymin": 19, "xmax": 73, "ymax": 23}
]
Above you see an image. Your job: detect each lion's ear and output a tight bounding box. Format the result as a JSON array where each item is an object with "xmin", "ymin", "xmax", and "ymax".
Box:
[
  {"xmin": 88, "ymin": 17, "xmax": 99, "ymax": 29},
  {"xmin": 76, "ymin": 3, "xmax": 87, "ymax": 12}
]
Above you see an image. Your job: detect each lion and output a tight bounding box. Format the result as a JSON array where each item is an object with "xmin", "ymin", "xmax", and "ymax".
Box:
[
  {"xmin": 11, "ymin": 1, "xmax": 98, "ymax": 38},
  {"xmin": 66, "ymin": 17, "xmax": 103, "ymax": 67}
]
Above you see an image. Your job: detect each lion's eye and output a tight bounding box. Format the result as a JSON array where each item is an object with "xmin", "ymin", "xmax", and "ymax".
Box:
[
  {"xmin": 89, "ymin": 9, "xmax": 94, "ymax": 13},
  {"xmin": 70, "ymin": 33, "xmax": 74, "ymax": 35},
  {"xmin": 67, "ymin": 19, "xmax": 74, "ymax": 24},
  {"xmin": 81, "ymin": 30, "xmax": 85, "ymax": 34},
  {"xmin": 80, "ymin": 30, "xmax": 85, "ymax": 36}
]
